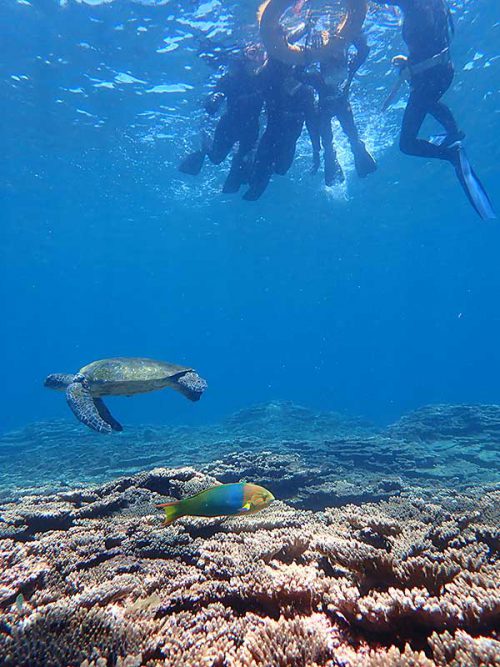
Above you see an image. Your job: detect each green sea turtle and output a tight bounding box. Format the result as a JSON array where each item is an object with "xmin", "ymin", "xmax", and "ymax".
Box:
[{"xmin": 44, "ymin": 357, "xmax": 207, "ymax": 434}]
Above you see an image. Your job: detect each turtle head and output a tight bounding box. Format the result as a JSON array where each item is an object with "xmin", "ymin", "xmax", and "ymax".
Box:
[
  {"xmin": 175, "ymin": 371, "xmax": 207, "ymax": 402},
  {"xmin": 44, "ymin": 373, "xmax": 74, "ymax": 392}
]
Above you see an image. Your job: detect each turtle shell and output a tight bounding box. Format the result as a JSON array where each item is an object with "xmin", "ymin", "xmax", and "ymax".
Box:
[{"xmin": 79, "ymin": 357, "xmax": 192, "ymax": 396}]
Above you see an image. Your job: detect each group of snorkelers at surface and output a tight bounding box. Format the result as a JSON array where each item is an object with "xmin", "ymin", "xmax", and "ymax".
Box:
[{"xmin": 179, "ymin": 0, "xmax": 496, "ymax": 220}]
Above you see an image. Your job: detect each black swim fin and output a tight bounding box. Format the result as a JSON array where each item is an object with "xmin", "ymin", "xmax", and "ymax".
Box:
[
  {"xmin": 324, "ymin": 152, "xmax": 345, "ymax": 186},
  {"xmin": 243, "ymin": 178, "xmax": 269, "ymax": 201},
  {"xmin": 353, "ymin": 142, "xmax": 377, "ymax": 178},
  {"xmin": 178, "ymin": 150, "xmax": 206, "ymax": 176},
  {"xmin": 223, "ymin": 154, "xmax": 252, "ymax": 194},
  {"xmin": 451, "ymin": 145, "xmax": 496, "ymax": 221}
]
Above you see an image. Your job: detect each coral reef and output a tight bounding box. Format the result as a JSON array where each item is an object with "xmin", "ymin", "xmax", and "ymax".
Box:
[
  {"xmin": 387, "ymin": 404, "xmax": 500, "ymax": 441},
  {"xmin": 0, "ymin": 465, "xmax": 498, "ymax": 666},
  {"xmin": 1, "ymin": 402, "xmax": 498, "ymax": 502},
  {"xmin": 1, "ymin": 403, "xmax": 498, "ymax": 665}
]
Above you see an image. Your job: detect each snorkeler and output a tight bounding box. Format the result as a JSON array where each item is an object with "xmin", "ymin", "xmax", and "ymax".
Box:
[
  {"xmin": 242, "ymin": 52, "xmax": 321, "ymax": 201},
  {"xmin": 256, "ymin": 0, "xmax": 373, "ymax": 188},
  {"xmin": 179, "ymin": 45, "xmax": 264, "ymax": 194},
  {"xmin": 373, "ymin": 0, "xmax": 496, "ymax": 219},
  {"xmin": 301, "ymin": 30, "xmax": 377, "ymax": 185}
]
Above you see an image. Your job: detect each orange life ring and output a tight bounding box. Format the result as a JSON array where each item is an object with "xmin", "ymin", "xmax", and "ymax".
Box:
[{"xmin": 259, "ymin": 0, "xmax": 367, "ymax": 65}]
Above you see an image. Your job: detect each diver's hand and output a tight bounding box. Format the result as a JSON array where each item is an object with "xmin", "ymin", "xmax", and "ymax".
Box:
[
  {"xmin": 204, "ymin": 92, "xmax": 224, "ymax": 115},
  {"xmin": 310, "ymin": 32, "xmax": 323, "ymax": 51},
  {"xmin": 392, "ymin": 55, "xmax": 409, "ymax": 70},
  {"xmin": 310, "ymin": 151, "xmax": 320, "ymax": 175},
  {"xmin": 340, "ymin": 79, "xmax": 351, "ymax": 97}
]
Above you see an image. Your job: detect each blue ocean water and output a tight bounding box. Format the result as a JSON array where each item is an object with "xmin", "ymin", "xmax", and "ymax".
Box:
[{"xmin": 1, "ymin": 0, "xmax": 499, "ymax": 435}]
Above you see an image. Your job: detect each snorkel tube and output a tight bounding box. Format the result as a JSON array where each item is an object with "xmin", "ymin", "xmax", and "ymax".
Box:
[{"xmin": 258, "ymin": 0, "xmax": 367, "ymax": 65}]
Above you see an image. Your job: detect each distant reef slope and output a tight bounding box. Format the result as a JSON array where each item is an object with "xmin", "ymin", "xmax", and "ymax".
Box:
[{"xmin": 0, "ymin": 402, "xmax": 498, "ymax": 502}]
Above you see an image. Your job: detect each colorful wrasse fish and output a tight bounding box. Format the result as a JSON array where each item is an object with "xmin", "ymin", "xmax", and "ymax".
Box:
[{"xmin": 156, "ymin": 483, "xmax": 275, "ymax": 526}]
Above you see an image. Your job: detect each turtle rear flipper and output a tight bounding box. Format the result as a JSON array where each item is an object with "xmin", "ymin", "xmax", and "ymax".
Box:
[
  {"xmin": 94, "ymin": 398, "xmax": 123, "ymax": 432},
  {"xmin": 66, "ymin": 382, "xmax": 113, "ymax": 434}
]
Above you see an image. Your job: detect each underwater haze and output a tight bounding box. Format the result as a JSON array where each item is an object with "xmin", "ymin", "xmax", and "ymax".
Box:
[{"xmin": 1, "ymin": 0, "xmax": 499, "ymax": 433}]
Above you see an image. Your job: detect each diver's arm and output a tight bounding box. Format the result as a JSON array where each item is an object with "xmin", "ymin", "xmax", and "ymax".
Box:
[
  {"xmin": 287, "ymin": 21, "xmax": 309, "ymax": 45},
  {"xmin": 337, "ymin": 0, "xmax": 368, "ymax": 44},
  {"xmin": 287, "ymin": 9, "xmax": 315, "ymax": 46}
]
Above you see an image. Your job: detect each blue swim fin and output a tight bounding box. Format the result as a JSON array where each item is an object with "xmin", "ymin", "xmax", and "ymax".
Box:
[{"xmin": 452, "ymin": 145, "xmax": 496, "ymax": 221}]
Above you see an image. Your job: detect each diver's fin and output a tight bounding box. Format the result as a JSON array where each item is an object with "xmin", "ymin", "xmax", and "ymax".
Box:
[
  {"xmin": 243, "ymin": 178, "xmax": 270, "ymax": 201},
  {"xmin": 178, "ymin": 150, "xmax": 206, "ymax": 176},
  {"xmin": 66, "ymin": 382, "xmax": 113, "ymax": 434},
  {"xmin": 156, "ymin": 501, "xmax": 183, "ymax": 526},
  {"xmin": 353, "ymin": 142, "xmax": 377, "ymax": 178},
  {"xmin": 222, "ymin": 155, "xmax": 248, "ymax": 193},
  {"xmin": 94, "ymin": 398, "xmax": 123, "ymax": 432},
  {"xmin": 453, "ymin": 146, "xmax": 496, "ymax": 220},
  {"xmin": 324, "ymin": 151, "xmax": 345, "ymax": 186}
]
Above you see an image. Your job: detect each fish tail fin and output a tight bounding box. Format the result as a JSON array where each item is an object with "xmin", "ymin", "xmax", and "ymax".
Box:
[{"xmin": 156, "ymin": 501, "xmax": 183, "ymax": 526}]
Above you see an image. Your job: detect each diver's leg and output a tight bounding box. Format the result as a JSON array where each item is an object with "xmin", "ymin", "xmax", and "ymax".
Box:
[
  {"xmin": 400, "ymin": 92, "xmax": 438, "ymax": 158},
  {"xmin": 223, "ymin": 120, "xmax": 259, "ymax": 194},
  {"xmin": 223, "ymin": 153, "xmax": 246, "ymax": 194},
  {"xmin": 320, "ymin": 111, "xmax": 344, "ymax": 186},
  {"xmin": 178, "ymin": 114, "xmax": 234, "ymax": 175},
  {"xmin": 207, "ymin": 114, "xmax": 237, "ymax": 165},
  {"xmin": 335, "ymin": 97, "xmax": 360, "ymax": 145},
  {"xmin": 336, "ymin": 97, "xmax": 376, "ymax": 178},
  {"xmin": 243, "ymin": 127, "xmax": 275, "ymax": 201},
  {"xmin": 400, "ymin": 73, "xmax": 494, "ymax": 217},
  {"xmin": 429, "ymin": 101, "xmax": 460, "ymax": 137},
  {"xmin": 400, "ymin": 74, "xmax": 457, "ymax": 161},
  {"xmin": 426, "ymin": 66, "xmax": 463, "ymax": 143},
  {"xmin": 274, "ymin": 118, "xmax": 302, "ymax": 175}
]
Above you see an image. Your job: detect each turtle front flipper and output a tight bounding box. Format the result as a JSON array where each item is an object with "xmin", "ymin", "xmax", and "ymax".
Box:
[
  {"xmin": 94, "ymin": 398, "xmax": 123, "ymax": 432},
  {"xmin": 175, "ymin": 371, "xmax": 208, "ymax": 402},
  {"xmin": 66, "ymin": 380, "xmax": 112, "ymax": 434}
]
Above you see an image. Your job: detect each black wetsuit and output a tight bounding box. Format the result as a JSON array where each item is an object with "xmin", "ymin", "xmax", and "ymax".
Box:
[
  {"xmin": 243, "ymin": 59, "xmax": 320, "ymax": 201},
  {"xmin": 375, "ymin": 0, "xmax": 460, "ymax": 161},
  {"xmin": 301, "ymin": 34, "xmax": 376, "ymax": 184},
  {"xmin": 179, "ymin": 65, "xmax": 264, "ymax": 192}
]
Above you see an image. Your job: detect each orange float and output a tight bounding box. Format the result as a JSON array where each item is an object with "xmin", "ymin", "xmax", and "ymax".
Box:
[{"xmin": 258, "ymin": 0, "xmax": 367, "ymax": 64}]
